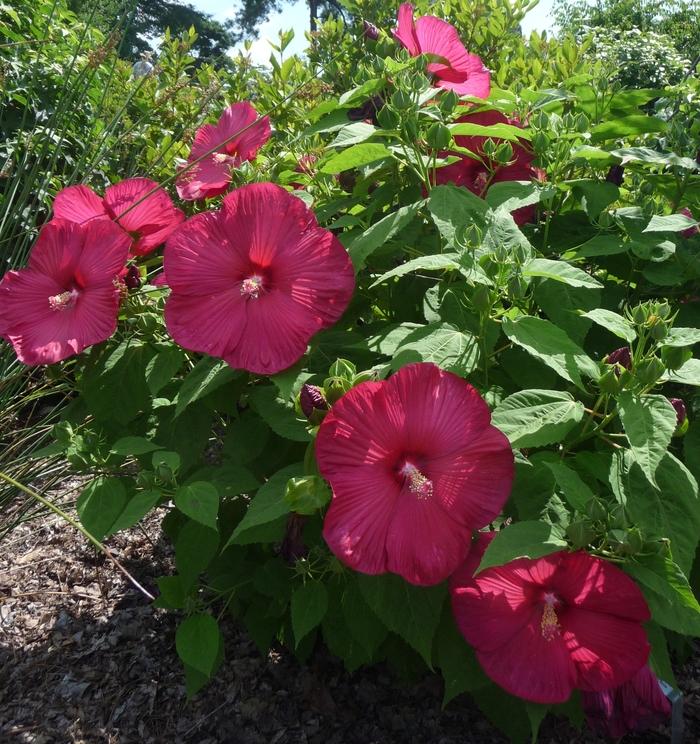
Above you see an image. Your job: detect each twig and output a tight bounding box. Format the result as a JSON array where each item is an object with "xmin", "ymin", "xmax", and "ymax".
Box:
[{"xmin": 0, "ymin": 471, "xmax": 155, "ymax": 601}]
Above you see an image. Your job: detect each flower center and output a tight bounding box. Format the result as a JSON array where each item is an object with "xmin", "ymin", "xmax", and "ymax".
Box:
[
  {"xmin": 540, "ymin": 591, "xmax": 561, "ymax": 641},
  {"xmin": 240, "ymin": 275, "xmax": 264, "ymax": 299},
  {"xmin": 212, "ymin": 152, "xmax": 237, "ymax": 166},
  {"xmin": 48, "ymin": 289, "xmax": 79, "ymax": 311},
  {"xmin": 399, "ymin": 462, "xmax": 433, "ymax": 500}
]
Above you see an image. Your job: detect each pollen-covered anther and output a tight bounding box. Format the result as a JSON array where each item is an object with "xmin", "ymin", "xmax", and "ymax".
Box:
[
  {"xmin": 541, "ymin": 592, "xmax": 561, "ymax": 641},
  {"xmin": 212, "ymin": 152, "xmax": 236, "ymax": 166},
  {"xmin": 48, "ymin": 289, "xmax": 78, "ymax": 311},
  {"xmin": 240, "ymin": 275, "xmax": 263, "ymax": 299},
  {"xmin": 401, "ymin": 463, "xmax": 433, "ymax": 499}
]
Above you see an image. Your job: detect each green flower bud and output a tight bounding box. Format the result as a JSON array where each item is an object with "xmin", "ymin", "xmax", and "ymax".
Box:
[
  {"xmin": 619, "ymin": 527, "xmax": 645, "ymax": 555},
  {"xmin": 324, "ymin": 376, "xmax": 353, "ymax": 404},
  {"xmin": 635, "ymin": 356, "xmax": 665, "ymax": 385},
  {"xmin": 482, "ymin": 138, "xmax": 498, "ymax": 158},
  {"xmin": 377, "ymin": 106, "xmax": 400, "ymax": 130},
  {"xmin": 404, "ymin": 118, "xmax": 419, "ymax": 141},
  {"xmin": 575, "ymin": 112, "xmax": 590, "ymax": 133},
  {"xmin": 284, "ymin": 475, "xmax": 331, "ymax": 515},
  {"xmin": 586, "ymin": 497, "xmax": 608, "ymax": 522},
  {"xmin": 507, "ymin": 274, "xmax": 528, "ymax": 301},
  {"xmin": 494, "ymin": 141, "xmax": 514, "ymax": 165},
  {"xmin": 532, "ymin": 131, "xmax": 550, "ymax": 152},
  {"xmin": 391, "ymin": 90, "xmax": 414, "ymax": 110},
  {"xmin": 329, "ymin": 359, "xmax": 356, "ymax": 380},
  {"xmin": 649, "ymin": 319, "xmax": 667, "ymax": 341},
  {"xmin": 609, "ymin": 503, "xmax": 628, "ymax": 529},
  {"xmin": 630, "ymin": 304, "xmax": 648, "ymax": 325},
  {"xmin": 661, "ymin": 345, "xmax": 692, "ymax": 371},
  {"xmin": 439, "ymin": 90, "xmax": 458, "ymax": 114},
  {"xmin": 566, "ymin": 520, "xmax": 595, "ymax": 549},
  {"xmin": 598, "ymin": 368, "xmax": 620, "ymax": 395},
  {"xmin": 426, "ymin": 122, "xmax": 452, "ymax": 150}
]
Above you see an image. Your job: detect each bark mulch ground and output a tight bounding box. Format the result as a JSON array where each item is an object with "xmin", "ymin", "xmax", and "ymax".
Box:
[{"xmin": 1, "ymin": 510, "xmax": 698, "ymax": 743}]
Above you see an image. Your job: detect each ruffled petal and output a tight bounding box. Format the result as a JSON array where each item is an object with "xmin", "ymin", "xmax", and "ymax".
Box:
[
  {"xmin": 219, "ymin": 103, "xmax": 271, "ymax": 162},
  {"xmin": 322, "ymin": 464, "xmax": 399, "ymax": 576},
  {"xmin": 394, "ymin": 3, "xmax": 420, "ymax": 55},
  {"xmin": 73, "ymin": 220, "xmax": 131, "ymax": 287},
  {"xmin": 386, "ymin": 493, "xmax": 470, "ymax": 585},
  {"xmin": 176, "ymin": 155, "xmax": 232, "ymax": 201},
  {"xmin": 103, "ymin": 178, "xmax": 184, "ymax": 255},
  {"xmin": 563, "ymin": 607, "xmax": 650, "ymax": 692},
  {"xmin": 52, "ymin": 185, "xmax": 108, "ymax": 225}
]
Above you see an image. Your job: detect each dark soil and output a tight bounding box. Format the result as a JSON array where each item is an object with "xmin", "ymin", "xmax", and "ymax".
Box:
[{"xmin": 1, "ymin": 510, "xmax": 697, "ymax": 743}]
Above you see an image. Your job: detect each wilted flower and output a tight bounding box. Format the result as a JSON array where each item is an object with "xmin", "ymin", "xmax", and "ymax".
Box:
[
  {"xmin": 316, "ymin": 362, "xmax": 514, "ymax": 586},
  {"xmin": 605, "ymin": 164, "xmax": 625, "ymax": 186},
  {"xmin": 164, "ymin": 183, "xmax": 355, "ymax": 375},
  {"xmin": 394, "ymin": 4, "xmax": 490, "ymax": 98},
  {"xmin": 0, "ymin": 219, "xmax": 130, "ymax": 365},
  {"xmin": 679, "ymin": 207, "xmax": 699, "ymax": 238},
  {"xmin": 450, "ymin": 533, "xmax": 651, "ymax": 704},
  {"xmin": 123, "ymin": 264, "xmax": 142, "ymax": 290},
  {"xmin": 176, "ymin": 102, "xmax": 271, "ymax": 201},
  {"xmin": 581, "ymin": 665, "xmax": 671, "ymax": 738},
  {"xmin": 52, "ymin": 178, "xmax": 184, "ymax": 257}
]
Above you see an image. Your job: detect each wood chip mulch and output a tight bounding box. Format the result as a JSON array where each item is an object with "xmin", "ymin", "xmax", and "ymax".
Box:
[{"xmin": 1, "ymin": 510, "xmax": 698, "ymax": 744}]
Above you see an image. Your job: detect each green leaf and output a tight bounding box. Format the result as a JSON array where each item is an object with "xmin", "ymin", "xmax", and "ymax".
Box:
[
  {"xmin": 153, "ymin": 575, "xmax": 190, "ymax": 610},
  {"xmin": 626, "ymin": 556, "xmax": 700, "ymax": 636},
  {"xmin": 685, "ymin": 422, "xmax": 700, "ymax": 484},
  {"xmin": 358, "ymin": 573, "xmax": 446, "ymax": 667},
  {"xmin": 581, "ymin": 309, "xmax": 636, "ymax": 342},
  {"xmin": 330, "ymin": 121, "xmax": 377, "ymax": 147},
  {"xmin": 620, "ymin": 452, "xmax": 700, "ymax": 574},
  {"xmin": 77, "ymin": 478, "xmax": 129, "ymax": 542},
  {"xmin": 174, "ymin": 482, "xmax": 219, "ymax": 531},
  {"xmin": 248, "ymin": 385, "xmax": 311, "ymax": 442},
  {"xmin": 522, "ymin": 258, "xmax": 602, "ymax": 289},
  {"xmin": 110, "ymin": 436, "xmax": 163, "ymax": 456},
  {"xmin": 570, "ymin": 179, "xmax": 619, "ymax": 219},
  {"xmin": 544, "ymin": 461, "xmax": 596, "ymax": 511},
  {"xmin": 590, "ymin": 115, "xmax": 666, "ymax": 143},
  {"xmin": 478, "ymin": 522, "xmax": 566, "ymax": 573},
  {"xmin": 534, "ymin": 280, "xmax": 601, "ymax": 346},
  {"xmin": 485, "ymin": 181, "xmax": 542, "ymax": 214},
  {"xmin": 175, "ymin": 520, "xmax": 220, "ymax": 589},
  {"xmin": 662, "ymin": 327, "xmax": 700, "ymax": 347},
  {"xmin": 617, "ymin": 393, "xmax": 677, "ymax": 486},
  {"xmin": 428, "ymin": 184, "xmax": 487, "ymax": 246},
  {"xmin": 175, "ymin": 357, "xmax": 237, "ymax": 417},
  {"xmin": 291, "ymin": 580, "xmax": 328, "ymax": 646},
  {"xmin": 348, "ymin": 201, "xmax": 424, "ymax": 270},
  {"xmin": 392, "ymin": 323, "xmax": 480, "ymax": 376},
  {"xmin": 145, "ymin": 346, "xmax": 185, "ymax": 395},
  {"xmin": 107, "ymin": 489, "xmax": 162, "ymax": 535},
  {"xmin": 369, "ymin": 253, "xmax": 462, "ymax": 287},
  {"xmin": 644, "ymin": 213, "xmax": 699, "ymax": 233},
  {"xmin": 227, "ymin": 463, "xmax": 304, "ymax": 546},
  {"xmin": 320, "ymin": 143, "xmax": 392, "ymax": 173},
  {"xmin": 502, "ymin": 316, "xmax": 598, "ymax": 389},
  {"xmin": 175, "ymin": 614, "xmax": 221, "ymax": 677},
  {"xmin": 341, "ymin": 578, "xmax": 388, "ymax": 657},
  {"xmin": 284, "ymin": 475, "xmax": 331, "ymax": 515},
  {"xmin": 492, "ymin": 389, "xmax": 584, "ymax": 448},
  {"xmin": 667, "ymin": 358, "xmax": 700, "ymax": 386},
  {"xmin": 449, "ymin": 121, "xmax": 531, "ymax": 141},
  {"xmin": 564, "ymin": 234, "xmax": 628, "ymax": 258}
]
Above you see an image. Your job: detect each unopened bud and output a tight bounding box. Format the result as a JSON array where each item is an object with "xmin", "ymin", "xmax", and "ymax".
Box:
[
  {"xmin": 605, "ymin": 347, "xmax": 632, "ymax": 370},
  {"xmin": 566, "ymin": 520, "xmax": 595, "ymax": 549},
  {"xmin": 426, "ymin": 122, "xmax": 451, "ymax": 150},
  {"xmin": 605, "ymin": 165, "xmax": 624, "ymax": 186},
  {"xmin": 299, "ymin": 384, "xmax": 328, "ymax": 424},
  {"xmin": 362, "ymin": 20, "xmax": 379, "ymax": 41},
  {"xmin": 636, "ymin": 357, "xmax": 665, "ymax": 385},
  {"xmin": 124, "ymin": 264, "xmax": 142, "ymax": 290},
  {"xmin": 661, "ymin": 345, "xmax": 692, "ymax": 371},
  {"xmin": 669, "ymin": 397, "xmax": 687, "ymax": 427}
]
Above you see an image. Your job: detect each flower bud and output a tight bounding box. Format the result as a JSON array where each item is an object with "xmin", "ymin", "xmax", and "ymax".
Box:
[
  {"xmin": 494, "ymin": 141, "xmax": 514, "ymax": 165},
  {"xmin": 439, "ymin": 90, "xmax": 458, "ymax": 115},
  {"xmin": 284, "ymin": 475, "xmax": 331, "ymax": 515},
  {"xmin": 619, "ymin": 527, "xmax": 645, "ymax": 556},
  {"xmin": 362, "ymin": 20, "xmax": 379, "ymax": 41},
  {"xmin": 649, "ymin": 320, "xmax": 667, "ymax": 341},
  {"xmin": 391, "ymin": 89, "xmax": 413, "ymax": 111},
  {"xmin": 377, "ymin": 105, "xmax": 400, "ymax": 130},
  {"xmin": 124, "ymin": 264, "xmax": 142, "ymax": 290},
  {"xmin": 669, "ymin": 397, "xmax": 687, "ymax": 427},
  {"xmin": 661, "ymin": 345, "xmax": 692, "ymax": 371},
  {"xmin": 532, "ymin": 131, "xmax": 549, "ymax": 152},
  {"xmin": 566, "ymin": 520, "xmax": 595, "ymax": 549},
  {"xmin": 605, "ymin": 165, "xmax": 624, "ymax": 186},
  {"xmin": 507, "ymin": 275, "xmax": 528, "ymax": 301},
  {"xmin": 635, "ymin": 357, "xmax": 665, "ymax": 385},
  {"xmin": 598, "ymin": 368, "xmax": 620, "ymax": 394},
  {"xmin": 299, "ymin": 384, "xmax": 328, "ymax": 424},
  {"xmin": 586, "ymin": 497, "xmax": 608, "ymax": 522},
  {"xmin": 605, "ymin": 347, "xmax": 632, "ymax": 370},
  {"xmin": 426, "ymin": 122, "xmax": 451, "ymax": 150},
  {"xmin": 324, "ymin": 376, "xmax": 353, "ymax": 404},
  {"xmin": 630, "ymin": 304, "xmax": 648, "ymax": 325},
  {"xmin": 329, "ymin": 359, "xmax": 356, "ymax": 380}
]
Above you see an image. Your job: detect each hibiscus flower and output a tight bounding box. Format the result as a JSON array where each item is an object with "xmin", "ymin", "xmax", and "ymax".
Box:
[
  {"xmin": 176, "ymin": 102, "xmax": 271, "ymax": 201},
  {"xmin": 52, "ymin": 178, "xmax": 184, "ymax": 256},
  {"xmin": 0, "ymin": 219, "xmax": 130, "ymax": 365},
  {"xmin": 163, "ymin": 182, "xmax": 355, "ymax": 375},
  {"xmin": 582, "ymin": 664, "xmax": 671, "ymax": 738},
  {"xmin": 450, "ymin": 533, "xmax": 651, "ymax": 704},
  {"xmin": 394, "ymin": 4, "xmax": 490, "ymax": 98},
  {"xmin": 315, "ymin": 363, "xmax": 513, "ymax": 586},
  {"xmin": 436, "ymin": 110, "xmax": 541, "ymax": 224}
]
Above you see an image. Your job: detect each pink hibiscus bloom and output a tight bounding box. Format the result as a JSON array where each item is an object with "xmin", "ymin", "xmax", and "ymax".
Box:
[
  {"xmin": 315, "ymin": 363, "xmax": 514, "ymax": 586},
  {"xmin": 53, "ymin": 178, "xmax": 184, "ymax": 256},
  {"xmin": 436, "ymin": 110, "xmax": 541, "ymax": 224},
  {"xmin": 0, "ymin": 219, "xmax": 130, "ymax": 365},
  {"xmin": 450, "ymin": 533, "xmax": 651, "ymax": 704},
  {"xmin": 176, "ymin": 102, "xmax": 271, "ymax": 201},
  {"xmin": 582, "ymin": 665, "xmax": 671, "ymax": 738},
  {"xmin": 163, "ymin": 182, "xmax": 354, "ymax": 375},
  {"xmin": 394, "ymin": 4, "xmax": 490, "ymax": 98}
]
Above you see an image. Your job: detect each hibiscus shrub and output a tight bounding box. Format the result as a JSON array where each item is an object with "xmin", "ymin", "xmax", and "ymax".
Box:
[{"xmin": 4, "ymin": 3, "xmax": 700, "ymax": 741}]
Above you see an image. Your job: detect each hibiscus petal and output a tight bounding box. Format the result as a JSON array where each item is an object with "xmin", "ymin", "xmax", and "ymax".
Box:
[
  {"xmin": 52, "ymin": 185, "xmax": 108, "ymax": 225},
  {"xmin": 176, "ymin": 155, "xmax": 232, "ymax": 201},
  {"xmin": 322, "ymin": 465, "xmax": 399, "ymax": 576},
  {"xmin": 103, "ymin": 178, "xmax": 184, "ymax": 255},
  {"xmin": 386, "ymin": 493, "xmax": 470, "ymax": 585},
  {"xmin": 563, "ymin": 607, "xmax": 650, "ymax": 692},
  {"xmin": 28, "ymin": 220, "xmax": 84, "ymax": 286},
  {"xmin": 554, "ymin": 551, "xmax": 651, "ymax": 622},
  {"xmin": 394, "ymin": 3, "xmax": 420, "ymax": 55},
  {"xmin": 73, "ymin": 220, "xmax": 131, "ymax": 287},
  {"xmin": 164, "ymin": 211, "xmax": 249, "ymax": 296},
  {"xmin": 219, "ymin": 102, "xmax": 271, "ymax": 162}
]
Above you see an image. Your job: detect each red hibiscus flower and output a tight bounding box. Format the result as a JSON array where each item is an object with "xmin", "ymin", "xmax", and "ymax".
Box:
[
  {"xmin": 582, "ymin": 664, "xmax": 671, "ymax": 738},
  {"xmin": 53, "ymin": 178, "xmax": 184, "ymax": 256},
  {"xmin": 394, "ymin": 4, "xmax": 490, "ymax": 98},
  {"xmin": 315, "ymin": 363, "xmax": 514, "ymax": 586},
  {"xmin": 163, "ymin": 182, "xmax": 355, "ymax": 375},
  {"xmin": 436, "ymin": 110, "xmax": 541, "ymax": 224},
  {"xmin": 176, "ymin": 102, "xmax": 271, "ymax": 201},
  {"xmin": 0, "ymin": 219, "xmax": 131, "ymax": 365},
  {"xmin": 450, "ymin": 533, "xmax": 651, "ymax": 704}
]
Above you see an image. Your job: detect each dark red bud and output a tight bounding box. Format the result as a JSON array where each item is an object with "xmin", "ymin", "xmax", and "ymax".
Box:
[
  {"xmin": 669, "ymin": 397, "xmax": 687, "ymax": 426},
  {"xmin": 363, "ymin": 20, "xmax": 379, "ymax": 41},
  {"xmin": 605, "ymin": 347, "xmax": 632, "ymax": 370},
  {"xmin": 124, "ymin": 264, "xmax": 141, "ymax": 290},
  {"xmin": 280, "ymin": 513, "xmax": 308, "ymax": 563},
  {"xmin": 300, "ymin": 384, "xmax": 328, "ymax": 420},
  {"xmin": 605, "ymin": 165, "xmax": 624, "ymax": 186}
]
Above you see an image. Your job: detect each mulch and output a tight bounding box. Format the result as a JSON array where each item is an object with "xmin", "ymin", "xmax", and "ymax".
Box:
[{"xmin": 1, "ymin": 509, "xmax": 698, "ymax": 744}]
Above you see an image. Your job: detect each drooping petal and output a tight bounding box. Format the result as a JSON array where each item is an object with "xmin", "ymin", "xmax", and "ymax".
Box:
[
  {"xmin": 103, "ymin": 178, "xmax": 184, "ymax": 255},
  {"xmin": 322, "ymin": 465, "xmax": 399, "ymax": 576},
  {"xmin": 72, "ymin": 220, "xmax": 131, "ymax": 287},
  {"xmin": 27, "ymin": 219, "xmax": 84, "ymax": 286},
  {"xmin": 554, "ymin": 551, "xmax": 651, "ymax": 623},
  {"xmin": 52, "ymin": 185, "xmax": 108, "ymax": 225},
  {"xmin": 394, "ymin": 3, "xmax": 420, "ymax": 55},
  {"xmin": 176, "ymin": 155, "xmax": 233, "ymax": 201},
  {"xmin": 385, "ymin": 493, "xmax": 470, "ymax": 585},
  {"xmin": 563, "ymin": 607, "xmax": 650, "ymax": 692}
]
